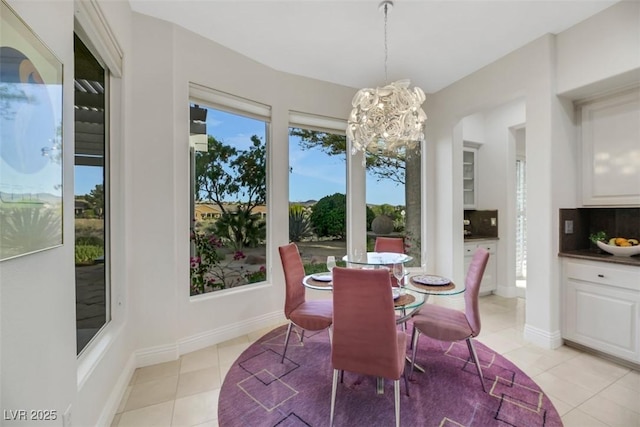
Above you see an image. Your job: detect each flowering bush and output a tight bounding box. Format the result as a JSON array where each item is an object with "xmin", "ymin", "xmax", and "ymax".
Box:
[
  {"xmin": 244, "ymin": 265, "xmax": 267, "ymax": 283},
  {"xmin": 190, "ymin": 226, "xmax": 246, "ymax": 295}
]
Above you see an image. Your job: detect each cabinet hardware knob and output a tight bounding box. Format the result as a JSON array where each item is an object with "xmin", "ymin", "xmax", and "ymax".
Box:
[{"xmin": 597, "ymin": 274, "xmax": 604, "ymax": 278}]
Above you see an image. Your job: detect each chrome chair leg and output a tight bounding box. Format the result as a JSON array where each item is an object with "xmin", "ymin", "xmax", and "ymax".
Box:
[
  {"xmin": 281, "ymin": 323, "xmax": 293, "ymax": 363},
  {"xmin": 409, "ymin": 324, "xmax": 416, "ymax": 350},
  {"xmin": 394, "ymin": 379, "xmax": 400, "ymax": 427},
  {"xmin": 330, "ymin": 369, "xmax": 339, "ymax": 427},
  {"xmin": 410, "ymin": 328, "xmax": 420, "ymax": 380},
  {"xmin": 466, "ymin": 337, "xmax": 486, "ymax": 392},
  {"xmin": 403, "ymin": 369, "xmax": 410, "ymax": 397}
]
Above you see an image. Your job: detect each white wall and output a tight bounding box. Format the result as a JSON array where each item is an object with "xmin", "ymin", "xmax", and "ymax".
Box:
[{"xmin": 556, "ymin": 0, "xmax": 640, "ymax": 99}]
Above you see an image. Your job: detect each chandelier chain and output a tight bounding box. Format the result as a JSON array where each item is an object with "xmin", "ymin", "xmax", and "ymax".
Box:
[{"xmin": 384, "ymin": 2, "xmax": 388, "ymax": 83}]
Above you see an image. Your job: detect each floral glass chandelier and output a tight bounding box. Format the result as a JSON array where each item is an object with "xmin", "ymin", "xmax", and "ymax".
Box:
[{"xmin": 347, "ymin": 1, "xmax": 427, "ymax": 156}]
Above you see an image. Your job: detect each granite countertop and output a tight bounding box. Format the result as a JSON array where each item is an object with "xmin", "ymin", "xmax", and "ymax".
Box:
[
  {"xmin": 559, "ymin": 249, "xmax": 640, "ymax": 267},
  {"xmin": 464, "ymin": 236, "xmax": 499, "ymax": 241}
]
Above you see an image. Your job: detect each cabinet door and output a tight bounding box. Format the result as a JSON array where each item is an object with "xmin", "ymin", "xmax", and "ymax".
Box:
[
  {"xmin": 564, "ymin": 278, "xmax": 639, "ymax": 363},
  {"xmin": 464, "ymin": 241, "xmax": 496, "ymax": 294},
  {"xmin": 581, "ymin": 89, "xmax": 640, "ymax": 206},
  {"xmin": 463, "ymin": 148, "xmax": 477, "ymax": 209}
]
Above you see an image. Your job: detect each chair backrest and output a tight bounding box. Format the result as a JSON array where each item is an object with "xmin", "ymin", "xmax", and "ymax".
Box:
[
  {"xmin": 278, "ymin": 243, "xmax": 306, "ymax": 319},
  {"xmin": 331, "ymin": 267, "xmax": 402, "ymax": 379},
  {"xmin": 464, "ymin": 247, "xmax": 490, "ymax": 336},
  {"xmin": 374, "ymin": 237, "xmax": 405, "ymax": 254}
]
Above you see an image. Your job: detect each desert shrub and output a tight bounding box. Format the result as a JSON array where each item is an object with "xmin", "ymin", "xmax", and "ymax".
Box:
[{"xmin": 289, "ymin": 205, "xmax": 314, "ymax": 242}]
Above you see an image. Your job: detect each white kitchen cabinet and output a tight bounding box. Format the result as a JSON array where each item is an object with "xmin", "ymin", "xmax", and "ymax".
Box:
[
  {"xmin": 463, "ymin": 142, "xmax": 480, "ymax": 209},
  {"xmin": 562, "ymin": 258, "xmax": 640, "ymax": 364},
  {"xmin": 464, "ymin": 240, "xmax": 497, "ymax": 294},
  {"xmin": 580, "ymin": 88, "xmax": 640, "ymax": 206}
]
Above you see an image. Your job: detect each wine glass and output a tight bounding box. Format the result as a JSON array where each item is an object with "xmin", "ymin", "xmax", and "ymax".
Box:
[
  {"xmin": 393, "ymin": 263, "xmax": 405, "ymax": 294},
  {"xmin": 326, "ymin": 256, "xmax": 336, "ymax": 273}
]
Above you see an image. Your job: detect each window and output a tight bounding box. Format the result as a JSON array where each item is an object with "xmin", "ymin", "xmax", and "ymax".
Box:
[
  {"xmin": 189, "ymin": 86, "xmax": 270, "ymax": 295},
  {"xmin": 288, "ymin": 120, "xmax": 347, "ymax": 267},
  {"xmin": 365, "ymin": 147, "xmax": 421, "ymax": 265},
  {"xmin": 74, "ymin": 33, "xmax": 109, "ymax": 354}
]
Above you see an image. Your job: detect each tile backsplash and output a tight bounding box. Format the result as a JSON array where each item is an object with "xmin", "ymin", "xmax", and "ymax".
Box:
[
  {"xmin": 560, "ymin": 208, "xmax": 640, "ymax": 251},
  {"xmin": 464, "ymin": 210, "xmax": 498, "ymax": 238}
]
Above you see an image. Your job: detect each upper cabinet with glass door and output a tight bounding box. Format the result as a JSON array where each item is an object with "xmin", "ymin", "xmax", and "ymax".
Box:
[{"xmin": 463, "ymin": 142, "xmax": 481, "ymax": 209}]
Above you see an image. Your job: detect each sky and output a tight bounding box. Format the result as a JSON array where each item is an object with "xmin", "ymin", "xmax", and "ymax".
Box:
[{"xmin": 75, "ymin": 106, "xmax": 405, "ymax": 206}]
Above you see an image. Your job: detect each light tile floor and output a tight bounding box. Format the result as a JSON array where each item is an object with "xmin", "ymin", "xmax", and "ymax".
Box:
[{"xmin": 111, "ymin": 295, "xmax": 640, "ymax": 426}]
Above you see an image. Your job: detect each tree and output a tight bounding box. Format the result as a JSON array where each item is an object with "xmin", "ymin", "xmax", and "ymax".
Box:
[
  {"xmin": 83, "ymin": 184, "xmax": 104, "ymax": 218},
  {"xmin": 289, "ymin": 128, "xmax": 406, "ymax": 184},
  {"xmin": 310, "ymin": 193, "xmax": 346, "ymax": 239},
  {"xmin": 290, "ymin": 128, "xmax": 421, "ymax": 264},
  {"xmin": 194, "ymin": 135, "xmax": 266, "ymax": 250}
]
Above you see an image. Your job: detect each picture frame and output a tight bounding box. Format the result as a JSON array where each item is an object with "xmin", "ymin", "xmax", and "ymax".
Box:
[{"xmin": 0, "ymin": 0, "xmax": 63, "ymax": 261}]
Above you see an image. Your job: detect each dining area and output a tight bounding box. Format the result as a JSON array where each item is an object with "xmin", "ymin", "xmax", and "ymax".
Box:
[{"xmin": 276, "ymin": 237, "xmax": 494, "ymax": 426}]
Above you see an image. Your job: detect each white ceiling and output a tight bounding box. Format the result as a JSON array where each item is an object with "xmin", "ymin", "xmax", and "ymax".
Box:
[{"xmin": 129, "ymin": 0, "xmax": 619, "ymax": 93}]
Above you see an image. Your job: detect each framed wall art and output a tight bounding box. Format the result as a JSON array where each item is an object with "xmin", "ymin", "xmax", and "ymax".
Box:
[{"xmin": 0, "ymin": 0, "xmax": 63, "ymax": 261}]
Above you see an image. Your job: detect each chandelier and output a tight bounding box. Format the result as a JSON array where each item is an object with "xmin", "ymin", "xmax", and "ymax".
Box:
[{"xmin": 347, "ymin": 1, "xmax": 427, "ymax": 156}]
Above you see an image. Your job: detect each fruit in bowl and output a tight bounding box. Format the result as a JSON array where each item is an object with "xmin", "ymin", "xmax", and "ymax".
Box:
[{"xmin": 597, "ymin": 238, "xmax": 640, "ymax": 257}]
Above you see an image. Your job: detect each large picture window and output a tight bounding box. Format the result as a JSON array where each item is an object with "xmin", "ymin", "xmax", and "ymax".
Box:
[{"xmin": 189, "ymin": 88, "xmax": 269, "ymax": 295}]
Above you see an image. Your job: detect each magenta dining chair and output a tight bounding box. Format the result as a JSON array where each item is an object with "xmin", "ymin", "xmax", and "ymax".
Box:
[
  {"xmin": 330, "ymin": 267, "xmax": 408, "ymax": 427},
  {"xmin": 409, "ymin": 247, "xmax": 490, "ymax": 391},
  {"xmin": 278, "ymin": 243, "xmax": 333, "ymax": 363},
  {"xmin": 374, "ymin": 236, "xmax": 405, "ymax": 254}
]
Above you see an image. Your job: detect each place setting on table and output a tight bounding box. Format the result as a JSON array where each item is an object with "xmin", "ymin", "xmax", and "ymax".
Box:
[{"xmin": 302, "ymin": 254, "xmax": 426, "ymax": 322}]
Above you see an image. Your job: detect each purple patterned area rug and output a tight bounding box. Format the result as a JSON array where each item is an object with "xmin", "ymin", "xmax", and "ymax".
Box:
[{"xmin": 218, "ymin": 322, "xmax": 562, "ymax": 426}]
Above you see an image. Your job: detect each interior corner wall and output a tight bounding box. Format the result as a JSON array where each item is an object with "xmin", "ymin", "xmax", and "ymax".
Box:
[
  {"xmin": 128, "ymin": 12, "xmax": 355, "ymax": 355},
  {"xmin": 427, "ymin": 34, "xmax": 566, "ymax": 347}
]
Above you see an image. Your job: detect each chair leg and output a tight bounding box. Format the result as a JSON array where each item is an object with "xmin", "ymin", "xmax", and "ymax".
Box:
[
  {"xmin": 281, "ymin": 323, "xmax": 293, "ymax": 363},
  {"xmin": 409, "ymin": 324, "xmax": 416, "ymax": 350},
  {"xmin": 330, "ymin": 369, "xmax": 339, "ymax": 427},
  {"xmin": 466, "ymin": 338, "xmax": 486, "ymax": 392},
  {"xmin": 410, "ymin": 328, "xmax": 420, "ymax": 380},
  {"xmin": 328, "ymin": 325, "xmax": 333, "ymax": 345},
  {"xmin": 299, "ymin": 329, "xmax": 305, "ymax": 343},
  {"xmin": 394, "ymin": 379, "xmax": 400, "ymax": 427},
  {"xmin": 340, "ymin": 369, "xmax": 344, "ymax": 384},
  {"xmin": 403, "ymin": 368, "xmax": 410, "ymax": 397}
]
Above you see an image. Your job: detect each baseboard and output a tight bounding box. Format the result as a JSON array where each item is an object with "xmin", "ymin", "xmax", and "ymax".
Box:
[
  {"xmin": 523, "ymin": 323, "xmax": 563, "ymax": 349},
  {"xmin": 96, "ymin": 353, "xmax": 136, "ymax": 427},
  {"xmin": 135, "ymin": 343, "xmax": 180, "ymax": 368},
  {"xmin": 178, "ymin": 310, "xmax": 285, "ymax": 355}
]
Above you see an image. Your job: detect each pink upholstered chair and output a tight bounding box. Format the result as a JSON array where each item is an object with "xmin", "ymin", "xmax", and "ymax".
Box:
[
  {"xmin": 409, "ymin": 247, "xmax": 490, "ymax": 391},
  {"xmin": 330, "ymin": 267, "xmax": 408, "ymax": 427},
  {"xmin": 278, "ymin": 243, "xmax": 333, "ymax": 363},
  {"xmin": 374, "ymin": 236, "xmax": 405, "ymax": 253}
]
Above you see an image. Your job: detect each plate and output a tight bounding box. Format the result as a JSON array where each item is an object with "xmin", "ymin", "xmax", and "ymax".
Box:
[
  {"xmin": 392, "ymin": 288, "xmax": 401, "ymax": 300},
  {"xmin": 412, "ymin": 275, "xmax": 450, "ymax": 286},
  {"xmin": 311, "ymin": 273, "xmax": 332, "ymax": 282}
]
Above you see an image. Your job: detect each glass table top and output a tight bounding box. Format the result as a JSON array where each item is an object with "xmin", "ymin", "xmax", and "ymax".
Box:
[{"xmin": 342, "ymin": 252, "xmax": 413, "ymax": 266}]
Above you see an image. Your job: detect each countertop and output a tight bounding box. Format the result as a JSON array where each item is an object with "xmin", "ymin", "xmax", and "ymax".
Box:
[
  {"xmin": 464, "ymin": 236, "xmax": 499, "ymax": 241},
  {"xmin": 559, "ymin": 249, "xmax": 640, "ymax": 267}
]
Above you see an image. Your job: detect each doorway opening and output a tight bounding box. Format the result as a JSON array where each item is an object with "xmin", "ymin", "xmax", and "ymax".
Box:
[{"xmin": 515, "ymin": 128, "xmax": 527, "ymax": 297}]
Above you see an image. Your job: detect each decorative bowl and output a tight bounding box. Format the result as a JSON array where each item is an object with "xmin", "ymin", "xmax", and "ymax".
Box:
[{"xmin": 596, "ymin": 240, "xmax": 640, "ymax": 257}]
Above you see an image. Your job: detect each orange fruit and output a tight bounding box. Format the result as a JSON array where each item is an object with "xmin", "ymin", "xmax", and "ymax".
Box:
[{"xmin": 615, "ymin": 237, "xmax": 628, "ymax": 245}]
